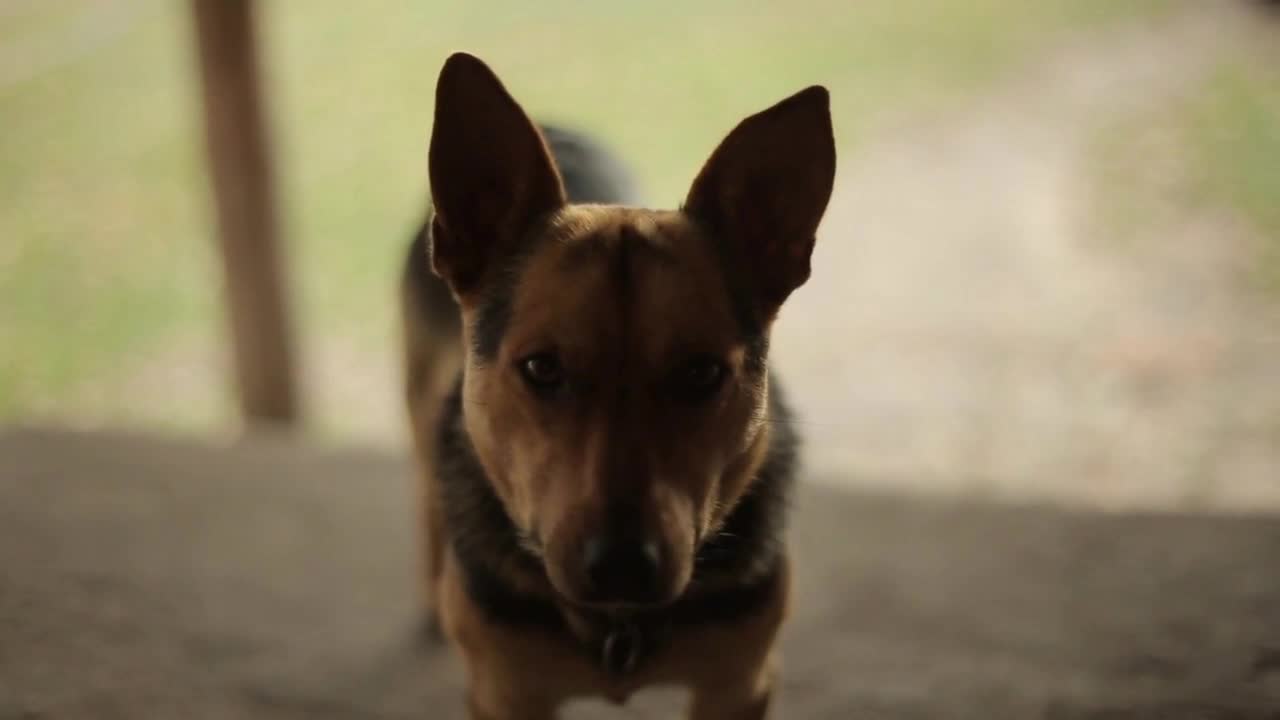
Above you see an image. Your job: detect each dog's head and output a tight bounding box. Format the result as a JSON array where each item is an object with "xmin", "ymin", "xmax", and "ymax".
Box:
[{"xmin": 427, "ymin": 53, "xmax": 834, "ymax": 610}]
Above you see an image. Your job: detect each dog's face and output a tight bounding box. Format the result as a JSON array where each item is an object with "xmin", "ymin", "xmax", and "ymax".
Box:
[{"xmin": 426, "ymin": 53, "xmax": 834, "ymax": 610}]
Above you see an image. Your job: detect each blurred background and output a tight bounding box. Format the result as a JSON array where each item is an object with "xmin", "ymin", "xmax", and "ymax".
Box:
[{"xmin": 2, "ymin": 0, "xmax": 1278, "ymax": 511}]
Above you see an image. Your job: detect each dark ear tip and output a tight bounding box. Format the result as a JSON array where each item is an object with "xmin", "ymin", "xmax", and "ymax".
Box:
[
  {"xmin": 791, "ymin": 85, "xmax": 831, "ymax": 117},
  {"xmin": 442, "ymin": 51, "xmax": 486, "ymax": 71},
  {"xmin": 798, "ymin": 85, "xmax": 829, "ymax": 104},
  {"xmin": 438, "ymin": 51, "xmax": 497, "ymax": 88}
]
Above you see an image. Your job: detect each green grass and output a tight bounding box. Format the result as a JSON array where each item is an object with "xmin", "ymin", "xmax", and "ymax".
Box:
[
  {"xmin": 0, "ymin": 0, "xmax": 1181, "ymax": 430},
  {"xmin": 1183, "ymin": 60, "xmax": 1280, "ymax": 292},
  {"xmin": 1088, "ymin": 53, "xmax": 1280, "ymax": 294}
]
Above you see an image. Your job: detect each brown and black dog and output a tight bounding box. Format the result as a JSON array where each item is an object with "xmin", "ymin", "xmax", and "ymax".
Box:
[{"xmin": 401, "ymin": 52, "xmax": 835, "ymax": 719}]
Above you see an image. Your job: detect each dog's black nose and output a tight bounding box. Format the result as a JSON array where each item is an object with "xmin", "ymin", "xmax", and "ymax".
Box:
[{"xmin": 582, "ymin": 535, "xmax": 663, "ymax": 605}]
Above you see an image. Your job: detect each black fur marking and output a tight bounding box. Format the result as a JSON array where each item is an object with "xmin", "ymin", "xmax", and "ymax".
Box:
[{"xmin": 609, "ymin": 229, "xmax": 635, "ymax": 431}]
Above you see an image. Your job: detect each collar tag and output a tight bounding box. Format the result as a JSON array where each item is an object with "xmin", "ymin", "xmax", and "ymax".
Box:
[{"xmin": 601, "ymin": 623, "xmax": 643, "ymax": 675}]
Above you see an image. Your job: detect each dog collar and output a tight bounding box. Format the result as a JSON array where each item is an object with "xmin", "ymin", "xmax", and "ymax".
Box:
[
  {"xmin": 567, "ymin": 607, "xmax": 668, "ymax": 676},
  {"xmin": 458, "ymin": 552, "xmax": 782, "ymax": 678}
]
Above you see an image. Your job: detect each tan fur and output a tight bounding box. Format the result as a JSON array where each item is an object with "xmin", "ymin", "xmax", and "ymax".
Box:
[{"xmin": 402, "ymin": 52, "xmax": 834, "ymax": 718}]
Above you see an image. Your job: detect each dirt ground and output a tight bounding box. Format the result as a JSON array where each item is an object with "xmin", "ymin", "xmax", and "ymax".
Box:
[{"xmin": 4, "ymin": 428, "xmax": 1278, "ymax": 718}]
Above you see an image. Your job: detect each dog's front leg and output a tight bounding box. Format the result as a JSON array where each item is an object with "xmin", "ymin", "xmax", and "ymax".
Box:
[
  {"xmin": 451, "ymin": 625, "xmax": 564, "ymax": 720},
  {"xmin": 687, "ymin": 655, "xmax": 775, "ymax": 720}
]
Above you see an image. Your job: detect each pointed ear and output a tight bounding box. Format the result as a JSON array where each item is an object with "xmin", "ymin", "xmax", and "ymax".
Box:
[
  {"xmin": 684, "ymin": 86, "xmax": 836, "ymax": 315},
  {"xmin": 428, "ymin": 52, "xmax": 566, "ymax": 298}
]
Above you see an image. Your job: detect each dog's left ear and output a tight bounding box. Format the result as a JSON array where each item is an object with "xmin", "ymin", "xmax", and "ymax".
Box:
[
  {"xmin": 428, "ymin": 52, "xmax": 567, "ymax": 299},
  {"xmin": 684, "ymin": 86, "xmax": 835, "ymax": 316}
]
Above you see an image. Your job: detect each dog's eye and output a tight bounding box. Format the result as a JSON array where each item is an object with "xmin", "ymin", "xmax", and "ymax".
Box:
[
  {"xmin": 672, "ymin": 356, "xmax": 726, "ymax": 401},
  {"xmin": 519, "ymin": 353, "xmax": 564, "ymax": 390}
]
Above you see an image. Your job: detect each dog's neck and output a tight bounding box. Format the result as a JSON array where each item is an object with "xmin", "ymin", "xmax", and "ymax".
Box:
[{"xmin": 434, "ymin": 373, "xmax": 798, "ymax": 675}]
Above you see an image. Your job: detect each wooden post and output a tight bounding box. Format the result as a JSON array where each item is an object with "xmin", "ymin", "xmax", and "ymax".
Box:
[{"xmin": 191, "ymin": 0, "xmax": 300, "ymax": 426}]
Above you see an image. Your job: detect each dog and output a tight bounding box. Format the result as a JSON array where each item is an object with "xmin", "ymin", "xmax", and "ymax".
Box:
[{"xmin": 400, "ymin": 52, "xmax": 835, "ymax": 719}]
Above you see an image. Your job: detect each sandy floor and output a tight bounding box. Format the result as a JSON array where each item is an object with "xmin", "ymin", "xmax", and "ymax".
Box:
[{"xmin": 4, "ymin": 428, "xmax": 1278, "ymax": 718}]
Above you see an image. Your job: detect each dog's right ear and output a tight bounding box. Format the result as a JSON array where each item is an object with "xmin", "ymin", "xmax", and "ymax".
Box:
[
  {"xmin": 684, "ymin": 86, "xmax": 835, "ymax": 318},
  {"xmin": 428, "ymin": 53, "xmax": 566, "ymax": 298}
]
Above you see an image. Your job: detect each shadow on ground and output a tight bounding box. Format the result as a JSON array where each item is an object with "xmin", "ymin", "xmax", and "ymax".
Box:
[{"xmin": 2, "ymin": 428, "xmax": 1278, "ymax": 718}]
